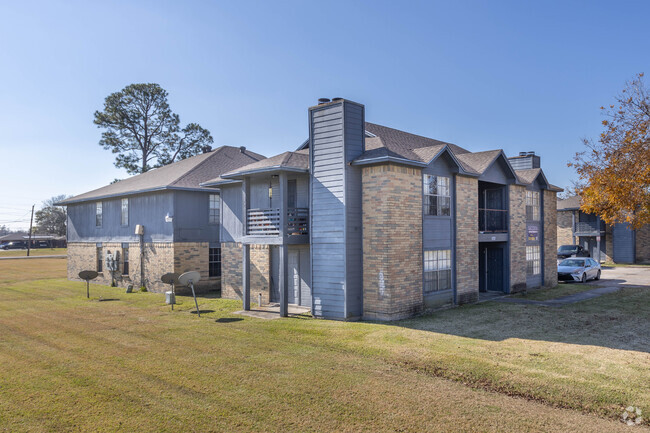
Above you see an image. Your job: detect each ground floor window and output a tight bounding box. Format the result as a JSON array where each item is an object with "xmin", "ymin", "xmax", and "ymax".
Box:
[
  {"xmin": 424, "ymin": 249, "xmax": 452, "ymax": 292},
  {"xmin": 96, "ymin": 247, "xmax": 103, "ymax": 272},
  {"xmin": 122, "ymin": 247, "xmax": 129, "ymax": 276},
  {"xmin": 209, "ymin": 247, "xmax": 221, "ymax": 277},
  {"xmin": 526, "ymin": 245, "xmax": 541, "ymax": 275}
]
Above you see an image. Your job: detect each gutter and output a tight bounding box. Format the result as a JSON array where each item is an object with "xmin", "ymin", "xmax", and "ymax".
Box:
[{"xmin": 55, "ymin": 185, "xmax": 218, "ymax": 206}]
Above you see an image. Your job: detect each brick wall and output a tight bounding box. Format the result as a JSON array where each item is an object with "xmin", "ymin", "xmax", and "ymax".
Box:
[
  {"xmin": 509, "ymin": 185, "xmax": 527, "ymax": 292},
  {"xmin": 220, "ymin": 242, "xmax": 271, "ymax": 303},
  {"xmin": 557, "ymin": 210, "xmax": 574, "ymax": 246},
  {"xmin": 250, "ymin": 245, "xmax": 270, "ymax": 304},
  {"xmin": 67, "ymin": 241, "xmax": 218, "ymax": 294},
  {"xmin": 636, "ymin": 224, "xmax": 650, "ymax": 263},
  {"xmin": 456, "ymin": 175, "xmax": 479, "ymax": 304},
  {"xmin": 221, "ymin": 242, "xmax": 243, "ymax": 299},
  {"xmin": 362, "ymin": 163, "xmax": 423, "ymax": 320},
  {"xmin": 543, "ymin": 190, "xmax": 558, "ymax": 287}
]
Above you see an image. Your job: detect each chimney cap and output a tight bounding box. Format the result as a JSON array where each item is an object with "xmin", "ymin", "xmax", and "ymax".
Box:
[
  {"xmin": 239, "ymin": 146, "xmax": 246, "ymax": 153},
  {"xmin": 318, "ymin": 98, "xmax": 331, "ymax": 105},
  {"xmin": 331, "ymin": 97, "xmax": 343, "ymax": 102},
  {"xmin": 518, "ymin": 151, "xmax": 536, "ymax": 157}
]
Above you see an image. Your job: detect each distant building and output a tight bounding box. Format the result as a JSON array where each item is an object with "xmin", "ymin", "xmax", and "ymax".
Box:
[
  {"xmin": 57, "ymin": 146, "xmax": 265, "ymax": 292},
  {"xmin": 557, "ymin": 196, "xmax": 650, "ymax": 264}
]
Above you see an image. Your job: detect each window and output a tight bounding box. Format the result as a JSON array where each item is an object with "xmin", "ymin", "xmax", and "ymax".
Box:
[
  {"xmin": 121, "ymin": 198, "xmax": 129, "ymax": 226},
  {"xmin": 423, "ymin": 175, "xmax": 450, "ymax": 216},
  {"xmin": 209, "ymin": 194, "xmax": 220, "ymax": 224},
  {"xmin": 526, "ymin": 191, "xmax": 540, "ymax": 221},
  {"xmin": 122, "ymin": 246, "xmax": 129, "ymax": 276},
  {"xmin": 96, "ymin": 202, "xmax": 103, "ymax": 227},
  {"xmin": 424, "ymin": 249, "xmax": 452, "ymax": 292},
  {"xmin": 526, "ymin": 245, "xmax": 541, "ymax": 276},
  {"xmin": 209, "ymin": 247, "xmax": 221, "ymax": 277},
  {"xmin": 97, "ymin": 247, "xmax": 103, "ymax": 272}
]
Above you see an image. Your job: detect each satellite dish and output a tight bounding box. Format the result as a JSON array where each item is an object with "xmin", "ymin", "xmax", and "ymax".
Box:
[
  {"xmin": 161, "ymin": 273, "xmax": 180, "ymax": 311},
  {"xmin": 78, "ymin": 270, "xmax": 99, "ymax": 298},
  {"xmin": 177, "ymin": 271, "xmax": 202, "ymax": 317},
  {"xmin": 79, "ymin": 270, "xmax": 98, "ymax": 281},
  {"xmin": 161, "ymin": 273, "xmax": 179, "ymax": 285},
  {"xmin": 177, "ymin": 271, "xmax": 201, "ymax": 287}
]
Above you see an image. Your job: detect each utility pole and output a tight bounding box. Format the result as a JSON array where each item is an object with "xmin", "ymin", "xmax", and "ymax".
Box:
[{"xmin": 27, "ymin": 204, "xmax": 35, "ymax": 257}]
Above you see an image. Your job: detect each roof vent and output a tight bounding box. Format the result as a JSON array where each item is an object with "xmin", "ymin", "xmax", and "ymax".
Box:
[
  {"xmin": 239, "ymin": 146, "xmax": 246, "ymax": 153},
  {"xmin": 318, "ymin": 98, "xmax": 331, "ymax": 105},
  {"xmin": 202, "ymin": 145, "xmax": 212, "ymax": 154},
  {"xmin": 331, "ymin": 97, "xmax": 343, "ymax": 102}
]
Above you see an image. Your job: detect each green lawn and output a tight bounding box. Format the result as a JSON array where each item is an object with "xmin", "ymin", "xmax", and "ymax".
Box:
[
  {"xmin": 0, "ymin": 259, "xmax": 647, "ymax": 432},
  {"xmin": 512, "ymin": 282, "xmax": 599, "ymax": 301},
  {"xmin": 0, "ymin": 247, "xmax": 66, "ymax": 257}
]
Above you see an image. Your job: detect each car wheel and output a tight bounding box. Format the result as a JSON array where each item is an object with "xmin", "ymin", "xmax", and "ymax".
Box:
[
  {"xmin": 595, "ymin": 270, "xmax": 601, "ymax": 281},
  {"xmin": 581, "ymin": 273, "xmax": 587, "ymax": 283}
]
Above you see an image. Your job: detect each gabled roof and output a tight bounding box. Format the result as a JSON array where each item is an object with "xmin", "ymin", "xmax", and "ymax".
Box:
[
  {"xmin": 57, "ymin": 146, "xmax": 265, "ymax": 205},
  {"xmin": 202, "ymin": 150, "xmax": 309, "ymax": 185},
  {"xmin": 557, "ymin": 195, "xmax": 581, "ymax": 210}
]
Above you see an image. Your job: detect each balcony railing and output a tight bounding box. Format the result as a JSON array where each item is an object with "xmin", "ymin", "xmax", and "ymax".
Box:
[
  {"xmin": 287, "ymin": 208, "xmax": 309, "ymax": 235},
  {"xmin": 246, "ymin": 208, "xmax": 309, "ymax": 236},
  {"xmin": 479, "ymin": 208, "xmax": 508, "ymax": 233}
]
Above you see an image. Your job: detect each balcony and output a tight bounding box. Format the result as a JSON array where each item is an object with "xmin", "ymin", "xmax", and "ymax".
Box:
[
  {"xmin": 246, "ymin": 208, "xmax": 309, "ymax": 237},
  {"xmin": 479, "ymin": 208, "xmax": 508, "ymax": 233}
]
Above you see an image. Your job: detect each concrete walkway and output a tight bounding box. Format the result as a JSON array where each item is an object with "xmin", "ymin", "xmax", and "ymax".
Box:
[
  {"xmin": 0, "ymin": 255, "xmax": 66, "ymax": 260},
  {"xmin": 494, "ymin": 286, "xmax": 622, "ymax": 307},
  {"xmin": 234, "ymin": 303, "xmax": 311, "ymax": 320}
]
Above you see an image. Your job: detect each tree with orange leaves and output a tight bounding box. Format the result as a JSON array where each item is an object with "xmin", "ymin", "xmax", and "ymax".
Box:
[{"xmin": 569, "ymin": 73, "xmax": 650, "ymax": 229}]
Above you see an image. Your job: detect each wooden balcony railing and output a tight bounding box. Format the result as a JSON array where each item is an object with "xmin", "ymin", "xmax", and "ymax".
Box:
[
  {"xmin": 479, "ymin": 208, "xmax": 508, "ymax": 233},
  {"xmin": 246, "ymin": 208, "xmax": 309, "ymax": 236}
]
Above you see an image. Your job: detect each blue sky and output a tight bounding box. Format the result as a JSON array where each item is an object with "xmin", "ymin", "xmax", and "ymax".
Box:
[{"xmin": 1, "ymin": 0, "xmax": 648, "ymax": 229}]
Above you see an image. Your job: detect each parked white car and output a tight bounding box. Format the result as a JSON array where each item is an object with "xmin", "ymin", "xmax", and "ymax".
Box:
[{"xmin": 557, "ymin": 257, "xmax": 601, "ymax": 283}]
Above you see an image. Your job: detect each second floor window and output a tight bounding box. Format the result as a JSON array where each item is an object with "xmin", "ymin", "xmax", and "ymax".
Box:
[
  {"xmin": 121, "ymin": 198, "xmax": 129, "ymax": 226},
  {"xmin": 209, "ymin": 194, "xmax": 220, "ymax": 224},
  {"xmin": 96, "ymin": 202, "xmax": 102, "ymax": 227},
  {"xmin": 423, "ymin": 175, "xmax": 450, "ymax": 216},
  {"xmin": 526, "ymin": 191, "xmax": 540, "ymax": 221}
]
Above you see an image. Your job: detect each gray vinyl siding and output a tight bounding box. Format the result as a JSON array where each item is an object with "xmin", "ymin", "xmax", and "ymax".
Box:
[
  {"xmin": 67, "ymin": 191, "xmax": 174, "ymax": 243},
  {"xmin": 250, "ymin": 178, "xmax": 270, "ymax": 209},
  {"xmin": 309, "ymin": 101, "xmax": 364, "ymax": 319},
  {"xmin": 343, "ymin": 103, "xmax": 364, "ymax": 317},
  {"xmin": 173, "ymin": 191, "xmax": 220, "ymax": 243},
  {"xmin": 613, "ymin": 223, "xmax": 635, "ymax": 263},
  {"xmin": 220, "ymin": 184, "xmax": 243, "ymax": 243},
  {"xmin": 480, "ymin": 157, "xmax": 512, "ymax": 184}
]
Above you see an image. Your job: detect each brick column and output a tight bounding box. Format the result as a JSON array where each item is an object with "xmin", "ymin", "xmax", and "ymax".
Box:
[
  {"xmin": 455, "ymin": 175, "xmax": 479, "ymax": 304},
  {"xmin": 362, "ymin": 163, "xmax": 423, "ymax": 320},
  {"xmin": 509, "ymin": 185, "xmax": 527, "ymax": 292},
  {"xmin": 543, "ymin": 190, "xmax": 558, "ymax": 287}
]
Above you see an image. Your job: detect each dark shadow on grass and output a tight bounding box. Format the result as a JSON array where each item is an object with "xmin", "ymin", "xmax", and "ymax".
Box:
[
  {"xmin": 97, "ymin": 298, "xmax": 120, "ymax": 302},
  {"xmin": 382, "ymin": 274, "xmax": 650, "ymax": 353},
  {"xmin": 215, "ymin": 317, "xmax": 243, "ymax": 323},
  {"xmin": 190, "ymin": 310, "xmax": 215, "ymax": 315}
]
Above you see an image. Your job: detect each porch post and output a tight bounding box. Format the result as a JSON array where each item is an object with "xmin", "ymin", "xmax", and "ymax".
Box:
[
  {"xmin": 279, "ymin": 172, "xmax": 288, "ymax": 317},
  {"xmin": 242, "ymin": 244, "xmax": 250, "ymax": 311}
]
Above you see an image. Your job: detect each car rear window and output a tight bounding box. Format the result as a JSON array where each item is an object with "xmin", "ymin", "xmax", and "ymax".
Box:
[{"xmin": 559, "ymin": 246, "xmax": 575, "ymax": 252}]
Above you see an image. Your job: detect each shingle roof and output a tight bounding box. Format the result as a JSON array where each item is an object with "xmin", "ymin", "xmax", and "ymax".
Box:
[
  {"xmin": 355, "ymin": 122, "xmax": 470, "ymax": 164},
  {"xmin": 455, "ymin": 150, "xmax": 503, "ymax": 174},
  {"xmin": 58, "ymin": 146, "xmax": 265, "ymax": 205},
  {"xmin": 201, "ymin": 150, "xmax": 309, "ymax": 185},
  {"xmin": 557, "ymin": 195, "xmax": 581, "ymax": 210}
]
